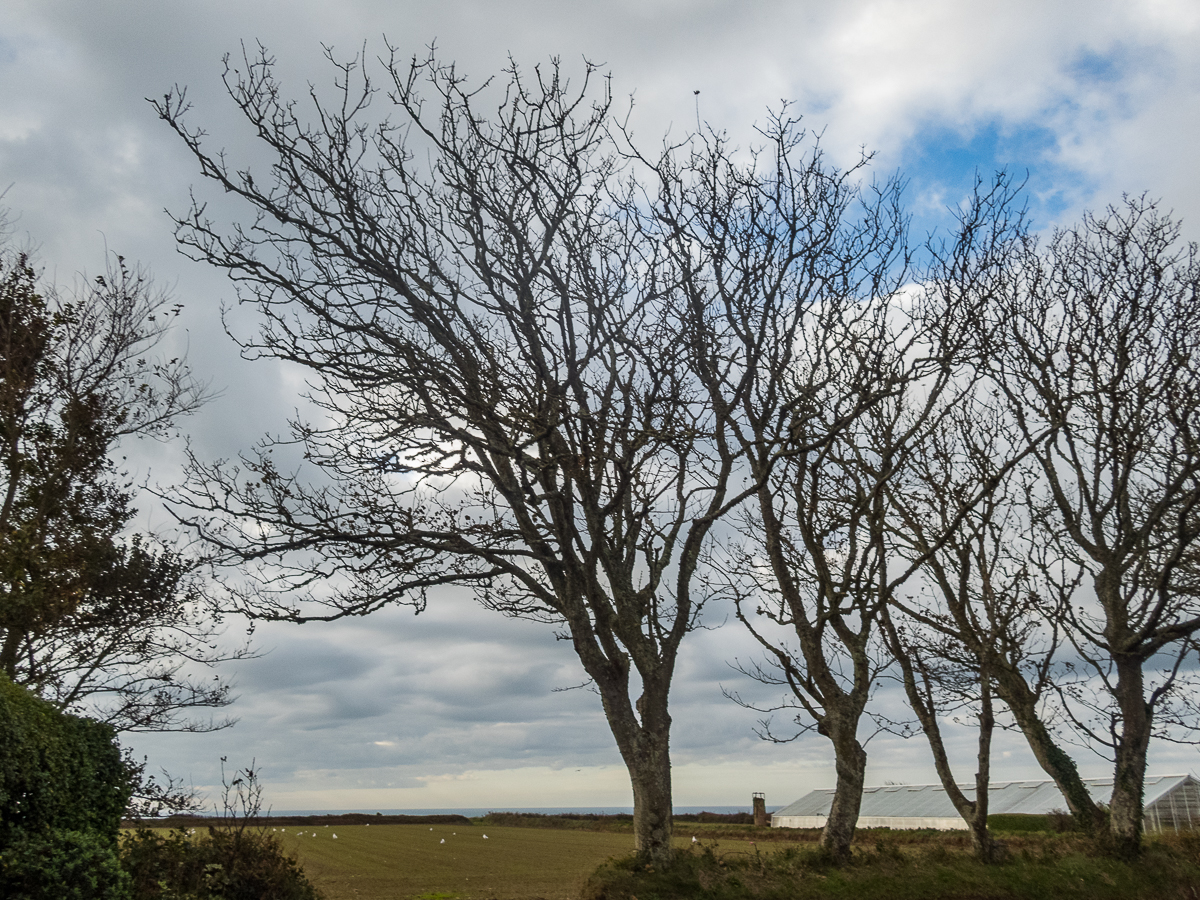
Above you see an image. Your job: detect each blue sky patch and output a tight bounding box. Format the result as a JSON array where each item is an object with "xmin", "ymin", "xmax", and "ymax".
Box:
[{"xmin": 897, "ymin": 118, "xmax": 1094, "ymax": 241}]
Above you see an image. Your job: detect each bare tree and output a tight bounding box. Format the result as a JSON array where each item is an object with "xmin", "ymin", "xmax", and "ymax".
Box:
[
  {"xmin": 879, "ymin": 400, "xmax": 1060, "ymax": 859},
  {"xmin": 885, "ymin": 393, "xmax": 1107, "ymax": 838},
  {"xmin": 641, "ymin": 113, "xmax": 937, "ymax": 861},
  {"xmin": 986, "ymin": 196, "xmax": 1200, "ymax": 855},
  {"xmin": 698, "ymin": 175, "xmax": 1030, "ymax": 861},
  {"xmin": 873, "ymin": 181, "xmax": 1103, "ymax": 854},
  {"xmin": 155, "ymin": 48, "xmax": 752, "ymax": 864}
]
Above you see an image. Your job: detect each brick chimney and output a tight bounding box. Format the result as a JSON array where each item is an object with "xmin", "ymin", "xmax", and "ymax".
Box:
[{"xmin": 752, "ymin": 792, "xmax": 768, "ymax": 827}]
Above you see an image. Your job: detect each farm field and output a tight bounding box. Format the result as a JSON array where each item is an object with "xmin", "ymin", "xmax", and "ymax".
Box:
[
  {"xmin": 124, "ymin": 820, "xmax": 1200, "ymax": 900},
  {"xmin": 244, "ymin": 822, "xmax": 697, "ymax": 900}
]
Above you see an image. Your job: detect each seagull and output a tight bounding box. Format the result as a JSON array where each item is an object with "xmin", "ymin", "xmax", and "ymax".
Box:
[
  {"xmin": 440, "ymin": 838, "xmax": 445, "ymax": 844},
  {"xmin": 692, "ymin": 836, "xmax": 698, "ymax": 844},
  {"xmin": 332, "ymin": 834, "xmax": 338, "ymax": 839},
  {"xmin": 482, "ymin": 835, "xmax": 489, "ymax": 839}
]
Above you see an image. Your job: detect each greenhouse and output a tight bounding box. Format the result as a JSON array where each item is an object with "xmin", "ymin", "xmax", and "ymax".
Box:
[{"xmin": 771, "ymin": 774, "xmax": 1200, "ymax": 831}]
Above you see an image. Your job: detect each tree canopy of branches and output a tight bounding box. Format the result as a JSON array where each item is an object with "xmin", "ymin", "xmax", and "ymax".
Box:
[
  {"xmin": 0, "ymin": 242, "xmax": 234, "ymax": 733},
  {"xmin": 641, "ymin": 119, "xmax": 920, "ymax": 861},
  {"xmin": 153, "ymin": 46, "xmax": 922, "ymax": 862},
  {"xmin": 155, "ymin": 41, "xmax": 1200, "ymax": 862},
  {"xmin": 158, "ymin": 49, "xmax": 734, "ymax": 864},
  {"xmin": 983, "ymin": 196, "xmax": 1200, "ymax": 856}
]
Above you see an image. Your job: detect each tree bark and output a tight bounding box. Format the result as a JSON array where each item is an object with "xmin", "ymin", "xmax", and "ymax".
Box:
[
  {"xmin": 822, "ymin": 719, "xmax": 867, "ymax": 861},
  {"xmin": 883, "ymin": 612, "xmax": 1004, "ymax": 862},
  {"xmin": 628, "ymin": 732, "xmax": 673, "ymax": 864},
  {"xmin": 1109, "ymin": 656, "xmax": 1151, "ymax": 857},
  {"xmin": 595, "ymin": 674, "xmax": 675, "ymax": 865},
  {"xmin": 992, "ymin": 666, "xmax": 1104, "ymax": 831}
]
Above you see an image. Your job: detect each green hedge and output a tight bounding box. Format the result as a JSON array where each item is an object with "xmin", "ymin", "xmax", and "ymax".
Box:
[{"xmin": 0, "ymin": 677, "xmax": 132, "ymax": 899}]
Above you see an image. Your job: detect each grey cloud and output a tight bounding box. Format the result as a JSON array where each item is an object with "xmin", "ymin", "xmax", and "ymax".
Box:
[{"xmin": 3, "ymin": 0, "xmax": 1196, "ymax": 809}]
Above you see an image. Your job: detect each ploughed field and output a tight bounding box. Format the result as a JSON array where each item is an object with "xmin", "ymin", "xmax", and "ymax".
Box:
[
  {"xmin": 269, "ymin": 822, "xmax": 642, "ymax": 899},
  {"xmin": 129, "ymin": 816, "xmax": 1200, "ymax": 900}
]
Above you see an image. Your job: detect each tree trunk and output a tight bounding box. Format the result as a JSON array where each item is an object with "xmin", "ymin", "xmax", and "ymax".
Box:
[
  {"xmin": 591, "ymin": 665, "xmax": 675, "ymax": 866},
  {"xmin": 965, "ymin": 679, "xmax": 1005, "ymax": 863},
  {"xmin": 887, "ymin": 618, "xmax": 1004, "ymax": 862},
  {"xmin": 1109, "ymin": 656, "xmax": 1151, "ymax": 857},
  {"xmin": 0, "ymin": 628, "xmax": 20, "ymax": 681},
  {"xmin": 993, "ymin": 667, "xmax": 1104, "ymax": 831},
  {"xmin": 628, "ymin": 734, "xmax": 673, "ymax": 865},
  {"xmin": 822, "ymin": 719, "xmax": 867, "ymax": 861}
]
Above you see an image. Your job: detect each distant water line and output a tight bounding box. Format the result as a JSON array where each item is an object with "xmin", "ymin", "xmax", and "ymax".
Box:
[{"xmin": 189, "ymin": 805, "xmax": 769, "ymax": 818}]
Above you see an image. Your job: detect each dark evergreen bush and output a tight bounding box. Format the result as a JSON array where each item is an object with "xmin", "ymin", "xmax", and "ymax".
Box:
[{"xmin": 0, "ymin": 677, "xmax": 132, "ymax": 899}]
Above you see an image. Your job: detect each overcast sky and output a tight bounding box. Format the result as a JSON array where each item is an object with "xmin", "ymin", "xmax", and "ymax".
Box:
[{"xmin": 2, "ymin": 0, "xmax": 1199, "ymax": 813}]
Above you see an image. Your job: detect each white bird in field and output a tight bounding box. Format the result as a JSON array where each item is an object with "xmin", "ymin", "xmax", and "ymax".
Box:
[
  {"xmin": 332, "ymin": 834, "xmax": 338, "ymax": 839},
  {"xmin": 440, "ymin": 838, "xmax": 445, "ymax": 844},
  {"xmin": 692, "ymin": 836, "xmax": 698, "ymax": 844},
  {"xmin": 482, "ymin": 835, "xmax": 488, "ymax": 839}
]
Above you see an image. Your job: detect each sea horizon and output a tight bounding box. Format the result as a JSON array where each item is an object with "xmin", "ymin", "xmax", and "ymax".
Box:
[{"xmin": 177, "ymin": 805, "xmax": 774, "ymax": 817}]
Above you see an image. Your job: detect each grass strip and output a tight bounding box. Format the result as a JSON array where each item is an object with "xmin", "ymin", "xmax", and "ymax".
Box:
[{"xmin": 584, "ymin": 835, "xmax": 1200, "ymax": 900}]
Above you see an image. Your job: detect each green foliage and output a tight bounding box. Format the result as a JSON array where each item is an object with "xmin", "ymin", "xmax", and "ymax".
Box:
[
  {"xmin": 0, "ymin": 243, "xmax": 228, "ymax": 735},
  {"xmin": 0, "ymin": 828, "xmax": 130, "ymax": 900},
  {"xmin": 0, "ymin": 677, "xmax": 131, "ymax": 842},
  {"xmin": 121, "ymin": 826, "xmax": 324, "ymax": 900},
  {"xmin": 0, "ymin": 678, "xmax": 133, "ymax": 899}
]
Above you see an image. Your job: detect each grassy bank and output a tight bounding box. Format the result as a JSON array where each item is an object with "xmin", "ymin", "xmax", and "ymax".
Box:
[{"xmin": 585, "ymin": 834, "xmax": 1200, "ymax": 900}]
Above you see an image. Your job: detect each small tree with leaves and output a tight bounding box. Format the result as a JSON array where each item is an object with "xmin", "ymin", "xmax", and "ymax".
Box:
[{"xmin": 0, "ymin": 240, "xmax": 239, "ymax": 735}]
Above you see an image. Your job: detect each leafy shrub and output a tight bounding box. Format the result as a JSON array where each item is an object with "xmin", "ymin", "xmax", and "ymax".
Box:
[
  {"xmin": 0, "ymin": 678, "xmax": 133, "ymax": 899},
  {"xmin": 0, "ymin": 677, "xmax": 132, "ymax": 841},
  {"xmin": 0, "ymin": 828, "xmax": 129, "ymax": 900},
  {"xmin": 121, "ymin": 827, "xmax": 323, "ymax": 900}
]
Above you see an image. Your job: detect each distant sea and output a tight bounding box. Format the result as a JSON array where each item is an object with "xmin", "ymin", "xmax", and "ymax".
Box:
[{"xmin": 252, "ymin": 805, "xmax": 766, "ymax": 817}]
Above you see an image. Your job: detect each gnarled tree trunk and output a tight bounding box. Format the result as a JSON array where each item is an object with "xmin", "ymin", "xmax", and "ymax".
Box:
[
  {"xmin": 1109, "ymin": 657, "xmax": 1151, "ymax": 857},
  {"xmin": 822, "ymin": 718, "xmax": 867, "ymax": 860},
  {"xmin": 994, "ymin": 668, "xmax": 1104, "ymax": 831},
  {"xmin": 594, "ymin": 669, "xmax": 675, "ymax": 865}
]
